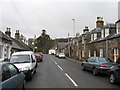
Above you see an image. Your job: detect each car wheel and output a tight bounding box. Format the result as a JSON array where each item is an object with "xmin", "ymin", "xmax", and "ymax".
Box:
[
  {"xmin": 93, "ymin": 68, "xmax": 98, "ymax": 76},
  {"xmin": 28, "ymin": 71, "xmax": 32, "ymax": 80},
  {"xmin": 81, "ymin": 64, "xmax": 85, "ymax": 71},
  {"xmin": 109, "ymin": 73, "xmax": 116, "ymax": 84},
  {"xmin": 34, "ymin": 68, "xmax": 37, "ymax": 73}
]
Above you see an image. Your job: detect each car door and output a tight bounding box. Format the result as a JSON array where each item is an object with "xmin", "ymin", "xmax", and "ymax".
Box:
[
  {"xmin": 2, "ymin": 64, "xmax": 15, "ymax": 89},
  {"xmin": 87, "ymin": 57, "xmax": 97, "ymax": 71},
  {"xmin": 31, "ymin": 54, "xmax": 36, "ymax": 70},
  {"xmin": 84, "ymin": 57, "xmax": 93, "ymax": 71},
  {"xmin": 116, "ymin": 64, "xmax": 120, "ymax": 80},
  {"xmin": 7, "ymin": 64, "xmax": 25, "ymax": 88},
  {"xmin": 2, "ymin": 63, "xmax": 24, "ymax": 89}
]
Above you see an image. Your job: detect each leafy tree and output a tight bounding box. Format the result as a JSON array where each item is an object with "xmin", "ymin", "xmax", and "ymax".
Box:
[{"xmin": 35, "ymin": 29, "xmax": 55, "ymax": 53}]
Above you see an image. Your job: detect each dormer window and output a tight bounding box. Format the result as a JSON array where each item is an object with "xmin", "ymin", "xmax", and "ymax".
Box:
[
  {"xmin": 94, "ymin": 33, "xmax": 97, "ymax": 40},
  {"xmin": 105, "ymin": 28, "xmax": 109, "ymax": 37},
  {"xmin": 101, "ymin": 29, "xmax": 104, "ymax": 38},
  {"xmin": 116, "ymin": 21, "xmax": 120, "ymax": 34},
  {"xmin": 91, "ymin": 34, "xmax": 94, "ymax": 41}
]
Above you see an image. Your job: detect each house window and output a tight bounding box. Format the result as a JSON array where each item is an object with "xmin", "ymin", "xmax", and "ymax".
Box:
[
  {"xmin": 114, "ymin": 48, "xmax": 119, "ymax": 62},
  {"xmin": 105, "ymin": 28, "xmax": 109, "ymax": 37},
  {"xmin": 82, "ymin": 50, "xmax": 84, "ymax": 57},
  {"xmin": 0, "ymin": 45, "xmax": 3, "ymax": 59},
  {"xmin": 116, "ymin": 22, "xmax": 120, "ymax": 34},
  {"xmin": 101, "ymin": 29, "xmax": 104, "ymax": 38},
  {"xmin": 91, "ymin": 34, "xmax": 94, "ymax": 41},
  {"xmin": 94, "ymin": 51, "xmax": 96, "ymax": 57},
  {"xmin": 94, "ymin": 33, "xmax": 97, "ymax": 40},
  {"xmin": 88, "ymin": 50, "xmax": 91, "ymax": 57},
  {"xmin": 100, "ymin": 48, "xmax": 103, "ymax": 57}
]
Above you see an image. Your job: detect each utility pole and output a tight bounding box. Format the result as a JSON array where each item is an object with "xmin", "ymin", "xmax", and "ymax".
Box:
[
  {"xmin": 68, "ymin": 33, "xmax": 70, "ymax": 57},
  {"xmin": 72, "ymin": 19, "xmax": 75, "ymax": 37}
]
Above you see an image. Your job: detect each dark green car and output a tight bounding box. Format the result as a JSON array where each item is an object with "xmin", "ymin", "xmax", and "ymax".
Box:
[
  {"xmin": 0, "ymin": 62, "xmax": 25, "ymax": 90},
  {"xmin": 81, "ymin": 57, "xmax": 117, "ymax": 76}
]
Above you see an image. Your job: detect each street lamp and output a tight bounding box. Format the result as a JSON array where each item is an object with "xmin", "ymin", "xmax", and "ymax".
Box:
[{"xmin": 72, "ymin": 19, "xmax": 75, "ymax": 37}]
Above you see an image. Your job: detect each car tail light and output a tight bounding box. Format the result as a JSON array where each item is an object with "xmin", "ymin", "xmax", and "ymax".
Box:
[{"xmin": 100, "ymin": 64, "xmax": 106, "ymax": 67}]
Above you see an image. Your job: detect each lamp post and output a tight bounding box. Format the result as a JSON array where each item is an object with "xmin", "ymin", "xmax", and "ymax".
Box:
[{"xmin": 72, "ymin": 19, "xmax": 75, "ymax": 37}]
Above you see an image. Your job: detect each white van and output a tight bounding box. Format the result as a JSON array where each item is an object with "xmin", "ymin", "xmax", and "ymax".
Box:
[{"xmin": 10, "ymin": 51, "xmax": 37, "ymax": 80}]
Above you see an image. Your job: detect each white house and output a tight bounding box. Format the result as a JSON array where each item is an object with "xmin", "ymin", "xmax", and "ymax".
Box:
[{"xmin": 0, "ymin": 30, "xmax": 12, "ymax": 61}]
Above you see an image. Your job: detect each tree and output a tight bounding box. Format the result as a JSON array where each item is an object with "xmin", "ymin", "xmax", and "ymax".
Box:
[{"xmin": 35, "ymin": 29, "xmax": 55, "ymax": 53}]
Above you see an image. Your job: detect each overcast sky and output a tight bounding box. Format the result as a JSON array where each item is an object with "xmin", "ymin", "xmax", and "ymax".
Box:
[{"xmin": 1, "ymin": 0, "xmax": 120, "ymax": 39}]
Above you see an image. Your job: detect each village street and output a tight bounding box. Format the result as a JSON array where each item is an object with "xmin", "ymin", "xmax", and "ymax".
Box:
[{"xmin": 26, "ymin": 54, "xmax": 120, "ymax": 88}]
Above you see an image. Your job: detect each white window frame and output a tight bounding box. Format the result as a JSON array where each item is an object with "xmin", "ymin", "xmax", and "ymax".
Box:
[
  {"xmin": 114, "ymin": 48, "xmax": 119, "ymax": 62},
  {"xmin": 101, "ymin": 29, "xmax": 104, "ymax": 38},
  {"xmin": 94, "ymin": 33, "xmax": 97, "ymax": 40},
  {"xmin": 91, "ymin": 34, "xmax": 93, "ymax": 41},
  {"xmin": 100, "ymin": 48, "xmax": 103, "ymax": 57},
  {"xmin": 116, "ymin": 22, "xmax": 120, "ymax": 34},
  {"xmin": 82, "ymin": 50, "xmax": 84, "ymax": 57},
  {"xmin": 105, "ymin": 28, "xmax": 109, "ymax": 37},
  {"xmin": 88, "ymin": 50, "xmax": 91, "ymax": 57},
  {"xmin": 94, "ymin": 51, "xmax": 96, "ymax": 57}
]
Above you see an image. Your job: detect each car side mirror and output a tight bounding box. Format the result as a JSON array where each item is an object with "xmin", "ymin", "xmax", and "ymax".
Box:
[{"xmin": 32, "ymin": 59, "xmax": 35, "ymax": 63}]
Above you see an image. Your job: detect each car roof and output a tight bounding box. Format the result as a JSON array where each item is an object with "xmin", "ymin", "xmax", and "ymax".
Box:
[{"xmin": 12, "ymin": 51, "xmax": 33, "ymax": 55}]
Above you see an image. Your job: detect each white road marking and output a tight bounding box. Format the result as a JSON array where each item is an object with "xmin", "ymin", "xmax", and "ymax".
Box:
[
  {"xmin": 57, "ymin": 65, "xmax": 63, "ymax": 71},
  {"xmin": 51, "ymin": 58, "xmax": 58, "ymax": 65},
  {"xmin": 54, "ymin": 62, "xmax": 58, "ymax": 65},
  {"xmin": 65, "ymin": 73, "xmax": 78, "ymax": 87}
]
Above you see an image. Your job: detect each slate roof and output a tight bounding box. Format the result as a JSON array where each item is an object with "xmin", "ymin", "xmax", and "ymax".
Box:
[
  {"xmin": 11, "ymin": 37, "xmax": 32, "ymax": 51},
  {"xmin": 90, "ymin": 28, "xmax": 102, "ymax": 33},
  {"xmin": 0, "ymin": 30, "xmax": 12, "ymax": 43}
]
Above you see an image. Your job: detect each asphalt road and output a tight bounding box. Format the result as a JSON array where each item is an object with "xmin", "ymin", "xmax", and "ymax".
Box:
[{"xmin": 26, "ymin": 54, "xmax": 120, "ymax": 88}]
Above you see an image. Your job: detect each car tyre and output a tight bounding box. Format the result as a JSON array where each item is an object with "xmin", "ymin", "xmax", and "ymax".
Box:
[
  {"xmin": 109, "ymin": 73, "xmax": 116, "ymax": 84},
  {"xmin": 34, "ymin": 68, "xmax": 37, "ymax": 73},
  {"xmin": 28, "ymin": 71, "xmax": 32, "ymax": 80},
  {"xmin": 81, "ymin": 64, "xmax": 85, "ymax": 71},
  {"xmin": 93, "ymin": 68, "xmax": 98, "ymax": 76}
]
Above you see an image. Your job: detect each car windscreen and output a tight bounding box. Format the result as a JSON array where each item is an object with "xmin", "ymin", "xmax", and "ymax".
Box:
[
  {"xmin": 60, "ymin": 53, "xmax": 64, "ymax": 55},
  {"xmin": 98, "ymin": 58, "xmax": 112, "ymax": 63},
  {"xmin": 10, "ymin": 55, "xmax": 30, "ymax": 63}
]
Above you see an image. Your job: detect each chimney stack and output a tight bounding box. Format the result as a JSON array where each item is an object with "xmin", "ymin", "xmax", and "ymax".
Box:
[
  {"xmin": 15, "ymin": 30, "xmax": 20, "ymax": 40},
  {"xmin": 5, "ymin": 27, "xmax": 11, "ymax": 37},
  {"xmin": 83, "ymin": 26, "xmax": 89, "ymax": 34},
  {"xmin": 96, "ymin": 17, "xmax": 104, "ymax": 28}
]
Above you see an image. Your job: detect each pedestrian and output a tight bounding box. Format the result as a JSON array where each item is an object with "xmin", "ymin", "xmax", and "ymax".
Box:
[{"xmin": 116, "ymin": 56, "xmax": 120, "ymax": 64}]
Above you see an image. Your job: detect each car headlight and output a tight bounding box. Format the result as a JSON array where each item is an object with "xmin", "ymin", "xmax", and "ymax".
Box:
[{"xmin": 19, "ymin": 67, "xmax": 29, "ymax": 71}]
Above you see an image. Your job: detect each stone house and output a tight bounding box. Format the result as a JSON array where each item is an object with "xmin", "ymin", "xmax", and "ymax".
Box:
[
  {"xmin": 5, "ymin": 28, "xmax": 32, "ymax": 54},
  {"xmin": 0, "ymin": 29, "xmax": 12, "ymax": 61}
]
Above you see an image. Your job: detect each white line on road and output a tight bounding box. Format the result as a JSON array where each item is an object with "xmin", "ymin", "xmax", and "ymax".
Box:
[
  {"xmin": 51, "ymin": 58, "xmax": 58, "ymax": 65},
  {"xmin": 57, "ymin": 65, "xmax": 63, "ymax": 71},
  {"xmin": 65, "ymin": 73, "xmax": 78, "ymax": 87},
  {"xmin": 54, "ymin": 62, "xmax": 58, "ymax": 65}
]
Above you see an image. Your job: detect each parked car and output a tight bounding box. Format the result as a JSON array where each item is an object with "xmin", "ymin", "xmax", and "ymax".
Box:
[
  {"xmin": 35, "ymin": 53, "xmax": 43, "ymax": 62},
  {"xmin": 55, "ymin": 53, "xmax": 59, "ymax": 57},
  {"xmin": 10, "ymin": 51, "xmax": 37, "ymax": 80},
  {"xmin": 108, "ymin": 64, "xmax": 120, "ymax": 84},
  {"xmin": 81, "ymin": 57, "xmax": 116, "ymax": 76},
  {"xmin": 58, "ymin": 53, "xmax": 65, "ymax": 59},
  {"xmin": 1, "ymin": 62, "xmax": 26, "ymax": 89}
]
